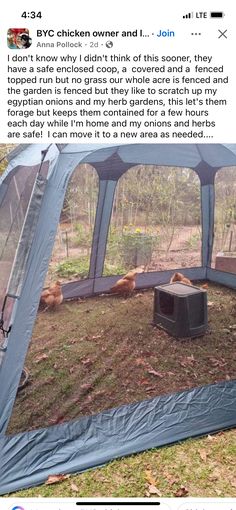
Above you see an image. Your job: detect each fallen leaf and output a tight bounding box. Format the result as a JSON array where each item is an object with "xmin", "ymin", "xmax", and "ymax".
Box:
[
  {"xmin": 164, "ymin": 472, "xmax": 179, "ymax": 485},
  {"xmin": 207, "ymin": 434, "xmax": 214, "ymax": 441},
  {"xmin": 54, "ymin": 415, "xmax": 66, "ymax": 425},
  {"xmin": 94, "ymin": 389, "xmax": 106, "ymax": 397},
  {"xmin": 147, "ymin": 369, "xmax": 164, "ymax": 378},
  {"xmin": 46, "ymin": 474, "xmax": 69, "ymax": 485},
  {"xmin": 145, "ymin": 471, "xmax": 162, "ymax": 496},
  {"xmin": 70, "ymin": 482, "xmax": 79, "ymax": 492},
  {"xmin": 174, "ymin": 486, "xmax": 189, "ymax": 497},
  {"xmin": 208, "ymin": 301, "xmax": 214, "ymax": 307},
  {"xmin": 147, "ymin": 484, "xmax": 162, "ymax": 496},
  {"xmin": 35, "ymin": 354, "xmax": 49, "ymax": 363},
  {"xmin": 44, "ymin": 376, "xmax": 55, "ymax": 385},
  {"xmin": 207, "ymin": 434, "xmax": 217, "ymax": 441},
  {"xmin": 140, "ymin": 378, "xmax": 151, "ymax": 385},
  {"xmin": 199, "ymin": 449, "xmax": 207, "ymax": 462},
  {"xmin": 230, "ymin": 479, "xmax": 236, "ymax": 488},
  {"xmin": 188, "ymin": 354, "xmax": 195, "ymax": 361},
  {"xmin": 141, "ymin": 351, "xmax": 153, "ymax": 358},
  {"xmin": 209, "ymin": 357, "xmax": 226, "ymax": 368},
  {"xmin": 146, "ymin": 386, "xmax": 156, "ymax": 392},
  {"xmin": 145, "ymin": 469, "xmax": 157, "ymax": 486},
  {"xmin": 79, "ymin": 384, "xmax": 92, "ymax": 393},
  {"xmin": 180, "ymin": 355, "xmax": 196, "ymax": 367},
  {"xmin": 164, "ymin": 470, "xmax": 179, "ymax": 484},
  {"xmin": 81, "ymin": 358, "xmax": 92, "ymax": 366},
  {"xmin": 168, "ymin": 478, "xmax": 178, "ymax": 486}
]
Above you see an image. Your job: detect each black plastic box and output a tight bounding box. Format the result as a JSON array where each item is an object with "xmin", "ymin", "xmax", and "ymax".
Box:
[{"xmin": 153, "ymin": 282, "xmax": 208, "ymax": 338}]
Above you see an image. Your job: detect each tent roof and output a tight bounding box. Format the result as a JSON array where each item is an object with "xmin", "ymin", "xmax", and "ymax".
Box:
[{"xmin": 7, "ymin": 143, "xmax": 236, "ymax": 170}]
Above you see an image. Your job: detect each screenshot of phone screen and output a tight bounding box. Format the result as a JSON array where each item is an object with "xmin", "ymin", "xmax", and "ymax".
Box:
[{"xmin": 0, "ymin": 0, "xmax": 236, "ymax": 505}]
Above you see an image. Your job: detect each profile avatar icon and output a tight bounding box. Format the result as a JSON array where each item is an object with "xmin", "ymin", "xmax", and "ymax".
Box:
[{"xmin": 7, "ymin": 28, "xmax": 32, "ymax": 49}]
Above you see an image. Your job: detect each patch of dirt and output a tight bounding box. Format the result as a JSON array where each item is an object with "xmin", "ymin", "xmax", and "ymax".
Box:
[
  {"xmin": 148, "ymin": 249, "xmax": 201, "ymax": 271},
  {"xmin": 7, "ymin": 283, "xmax": 236, "ymax": 435}
]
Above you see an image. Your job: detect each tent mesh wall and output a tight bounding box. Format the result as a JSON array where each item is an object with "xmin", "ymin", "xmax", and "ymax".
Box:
[
  {"xmin": 0, "ymin": 164, "xmax": 48, "ymax": 342},
  {"xmin": 212, "ymin": 166, "xmax": 236, "ymax": 271},
  {"xmin": 104, "ymin": 165, "xmax": 202, "ymax": 274},
  {"xmin": 45, "ymin": 164, "xmax": 99, "ymax": 284}
]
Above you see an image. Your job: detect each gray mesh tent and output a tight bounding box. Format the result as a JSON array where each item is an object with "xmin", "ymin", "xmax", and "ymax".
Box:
[{"xmin": 0, "ymin": 142, "xmax": 236, "ymax": 494}]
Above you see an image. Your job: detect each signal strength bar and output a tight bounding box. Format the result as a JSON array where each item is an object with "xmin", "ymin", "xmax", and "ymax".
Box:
[{"xmin": 183, "ymin": 12, "xmax": 193, "ymax": 18}]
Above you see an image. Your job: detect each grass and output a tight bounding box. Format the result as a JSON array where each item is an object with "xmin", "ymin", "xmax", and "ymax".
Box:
[
  {"xmin": 8, "ymin": 282, "xmax": 236, "ymax": 433},
  {"xmin": 5, "ymin": 281, "xmax": 236, "ymax": 496}
]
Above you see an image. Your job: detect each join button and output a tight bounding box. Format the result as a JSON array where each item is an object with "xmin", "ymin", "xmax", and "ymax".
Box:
[{"xmin": 156, "ymin": 29, "xmax": 175, "ymax": 37}]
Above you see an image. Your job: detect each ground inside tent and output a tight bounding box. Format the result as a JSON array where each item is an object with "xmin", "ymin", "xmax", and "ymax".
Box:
[{"xmin": 7, "ymin": 282, "xmax": 236, "ymax": 436}]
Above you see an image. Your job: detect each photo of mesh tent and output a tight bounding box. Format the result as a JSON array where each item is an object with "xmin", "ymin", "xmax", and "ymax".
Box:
[{"xmin": 0, "ymin": 142, "xmax": 236, "ymax": 494}]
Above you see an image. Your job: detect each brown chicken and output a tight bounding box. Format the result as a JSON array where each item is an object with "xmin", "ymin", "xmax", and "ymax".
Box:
[
  {"xmin": 170, "ymin": 272, "xmax": 192, "ymax": 286},
  {"xmin": 109, "ymin": 270, "xmax": 139, "ymax": 297},
  {"xmin": 40, "ymin": 281, "xmax": 63, "ymax": 310}
]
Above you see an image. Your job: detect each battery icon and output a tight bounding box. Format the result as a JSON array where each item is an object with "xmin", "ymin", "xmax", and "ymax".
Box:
[{"xmin": 210, "ymin": 11, "xmax": 224, "ymax": 17}]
